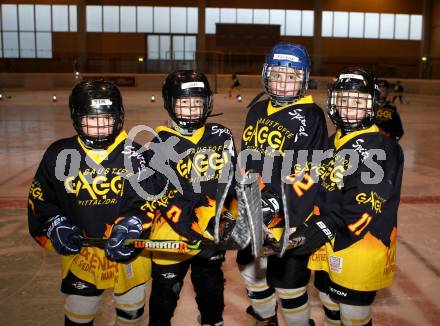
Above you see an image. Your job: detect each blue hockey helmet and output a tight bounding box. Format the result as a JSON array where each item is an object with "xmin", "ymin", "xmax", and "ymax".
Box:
[{"xmin": 262, "ymin": 43, "xmax": 311, "ymax": 106}]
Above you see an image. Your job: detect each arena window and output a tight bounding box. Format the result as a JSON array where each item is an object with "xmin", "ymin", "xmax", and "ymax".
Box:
[
  {"xmin": 86, "ymin": 6, "xmax": 198, "ymax": 34},
  {"xmin": 205, "ymin": 8, "xmax": 314, "ymax": 37},
  {"xmin": 321, "ymin": 10, "xmax": 422, "ymax": 41},
  {"xmin": 0, "ymin": 4, "xmax": 76, "ymax": 59}
]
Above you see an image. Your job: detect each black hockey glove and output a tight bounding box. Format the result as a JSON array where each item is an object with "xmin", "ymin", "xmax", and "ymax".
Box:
[
  {"xmin": 204, "ymin": 211, "xmax": 236, "ymax": 242},
  {"xmin": 105, "ymin": 216, "xmax": 143, "ymax": 262},
  {"xmin": 218, "ymin": 211, "xmax": 236, "ymax": 241},
  {"xmin": 287, "ymin": 215, "xmax": 336, "ymax": 256},
  {"xmin": 261, "ymin": 188, "xmax": 281, "ymax": 226},
  {"xmin": 45, "ymin": 215, "xmax": 83, "ymax": 256}
]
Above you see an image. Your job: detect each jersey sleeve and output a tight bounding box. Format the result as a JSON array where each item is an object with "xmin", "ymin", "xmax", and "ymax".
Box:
[
  {"xmin": 118, "ymin": 143, "xmax": 169, "ymax": 235},
  {"xmin": 28, "ymin": 150, "xmax": 63, "ymax": 248},
  {"xmin": 390, "ymin": 110, "xmax": 404, "ymax": 141},
  {"xmin": 280, "ymin": 108, "xmax": 330, "ymax": 226},
  {"xmin": 118, "ymin": 176, "xmax": 156, "ymax": 234}
]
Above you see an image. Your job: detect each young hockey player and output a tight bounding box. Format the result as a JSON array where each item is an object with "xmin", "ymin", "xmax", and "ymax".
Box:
[
  {"xmin": 391, "ymin": 80, "xmax": 406, "ymax": 104},
  {"xmin": 228, "ymin": 74, "xmax": 241, "ymax": 98},
  {"xmin": 28, "ymin": 80, "xmax": 152, "ymax": 326},
  {"xmin": 375, "ymin": 80, "xmax": 404, "ymax": 141},
  {"xmin": 138, "ymin": 70, "xmax": 237, "ymax": 326},
  {"xmin": 289, "ymin": 67, "xmax": 404, "ymax": 326},
  {"xmin": 237, "ymin": 42, "xmax": 328, "ymax": 325}
]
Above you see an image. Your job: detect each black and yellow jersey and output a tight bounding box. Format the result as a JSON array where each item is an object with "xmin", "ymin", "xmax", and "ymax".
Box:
[
  {"xmin": 308, "ymin": 125, "xmax": 404, "ymax": 291},
  {"xmin": 375, "ymin": 100, "xmax": 404, "ymax": 141},
  {"xmin": 28, "ymin": 131, "xmax": 152, "ymax": 248},
  {"xmin": 241, "ymin": 96, "xmax": 328, "ymax": 230},
  {"xmin": 135, "ymin": 123, "xmax": 237, "ymax": 265}
]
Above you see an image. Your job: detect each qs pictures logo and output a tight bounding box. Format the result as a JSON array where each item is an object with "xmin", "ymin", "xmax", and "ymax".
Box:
[
  {"xmin": 64, "ymin": 171, "xmax": 124, "ymax": 205},
  {"xmin": 177, "ymin": 151, "xmax": 229, "ymax": 178}
]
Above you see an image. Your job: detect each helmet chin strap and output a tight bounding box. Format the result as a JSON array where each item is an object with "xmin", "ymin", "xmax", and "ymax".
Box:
[
  {"xmin": 270, "ymin": 96, "xmax": 300, "ymax": 108},
  {"xmin": 168, "ymin": 119, "xmax": 195, "ymax": 136},
  {"xmin": 80, "ymin": 136, "xmax": 110, "ymax": 150}
]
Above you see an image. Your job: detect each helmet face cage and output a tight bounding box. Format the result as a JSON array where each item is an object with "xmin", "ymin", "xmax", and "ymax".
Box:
[
  {"xmin": 327, "ymin": 68, "xmax": 379, "ymax": 133},
  {"xmin": 263, "ymin": 65, "xmax": 309, "ymax": 106},
  {"xmin": 262, "ymin": 43, "xmax": 310, "ymax": 106},
  {"xmin": 70, "ymin": 80, "xmax": 124, "ymax": 149},
  {"xmin": 328, "ymin": 90, "xmax": 374, "ymax": 132},
  {"xmin": 169, "ymin": 95, "xmax": 212, "ymax": 131},
  {"xmin": 75, "ymin": 111, "xmax": 123, "ymax": 148},
  {"xmin": 163, "ymin": 71, "xmax": 213, "ymax": 132}
]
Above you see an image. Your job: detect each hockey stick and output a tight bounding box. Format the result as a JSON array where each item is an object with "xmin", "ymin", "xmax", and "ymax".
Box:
[
  {"xmin": 277, "ymin": 180, "xmax": 291, "ymax": 257},
  {"xmin": 235, "ymin": 172, "xmax": 263, "ymax": 257},
  {"xmin": 246, "ymin": 91, "xmax": 266, "ymax": 109},
  {"xmin": 208, "ymin": 112, "xmax": 224, "ymax": 117},
  {"xmin": 81, "ymin": 238, "xmax": 210, "ymax": 252},
  {"xmin": 214, "ymin": 141, "xmax": 235, "ymax": 244}
]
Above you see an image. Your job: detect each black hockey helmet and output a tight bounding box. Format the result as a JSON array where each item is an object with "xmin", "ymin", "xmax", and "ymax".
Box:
[
  {"xmin": 378, "ymin": 79, "xmax": 389, "ymax": 88},
  {"xmin": 69, "ymin": 79, "xmax": 124, "ymax": 149},
  {"xmin": 162, "ymin": 70, "xmax": 213, "ymax": 133},
  {"xmin": 328, "ymin": 66, "xmax": 379, "ymax": 133}
]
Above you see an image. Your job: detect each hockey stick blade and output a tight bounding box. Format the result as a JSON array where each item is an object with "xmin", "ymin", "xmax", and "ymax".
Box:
[
  {"xmin": 260, "ymin": 227, "xmax": 299, "ymax": 256},
  {"xmin": 208, "ymin": 112, "xmax": 224, "ymax": 117},
  {"xmin": 236, "ymin": 172, "xmax": 263, "ymax": 257},
  {"xmin": 278, "ymin": 180, "xmax": 291, "ymax": 257}
]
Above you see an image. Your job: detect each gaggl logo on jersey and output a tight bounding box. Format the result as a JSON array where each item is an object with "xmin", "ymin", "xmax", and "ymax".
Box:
[
  {"xmin": 64, "ymin": 171, "xmax": 124, "ymax": 205},
  {"xmin": 177, "ymin": 151, "xmax": 230, "ymax": 178},
  {"xmin": 29, "ymin": 181, "xmax": 44, "ymax": 201},
  {"xmin": 355, "ymin": 192, "xmax": 386, "ymax": 213},
  {"xmin": 242, "ymin": 124, "xmax": 287, "ymax": 156}
]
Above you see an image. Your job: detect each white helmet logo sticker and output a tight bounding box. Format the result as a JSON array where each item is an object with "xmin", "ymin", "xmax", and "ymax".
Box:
[
  {"xmin": 181, "ymin": 82, "xmax": 205, "ymax": 89},
  {"xmin": 339, "ymin": 74, "xmax": 364, "ymax": 81},
  {"xmin": 273, "ymin": 54, "xmax": 299, "ymax": 62},
  {"xmin": 91, "ymin": 99, "xmax": 112, "ymax": 107}
]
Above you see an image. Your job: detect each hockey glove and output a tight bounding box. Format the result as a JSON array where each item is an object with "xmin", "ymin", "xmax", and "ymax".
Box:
[
  {"xmin": 261, "ymin": 188, "xmax": 281, "ymax": 226},
  {"xmin": 218, "ymin": 211, "xmax": 237, "ymax": 241},
  {"xmin": 288, "ymin": 216, "xmax": 336, "ymax": 256},
  {"xmin": 45, "ymin": 215, "xmax": 83, "ymax": 256},
  {"xmin": 105, "ymin": 216, "xmax": 143, "ymax": 262}
]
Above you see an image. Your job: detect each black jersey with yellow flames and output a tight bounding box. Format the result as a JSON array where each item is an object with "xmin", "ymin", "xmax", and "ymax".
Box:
[
  {"xmin": 136, "ymin": 123, "xmax": 237, "ymax": 265},
  {"xmin": 308, "ymin": 125, "xmax": 404, "ymax": 291},
  {"xmin": 28, "ymin": 131, "xmax": 152, "ymax": 248},
  {"xmin": 241, "ymin": 96, "xmax": 328, "ymax": 232}
]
